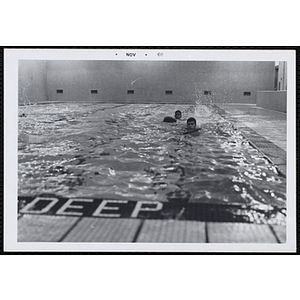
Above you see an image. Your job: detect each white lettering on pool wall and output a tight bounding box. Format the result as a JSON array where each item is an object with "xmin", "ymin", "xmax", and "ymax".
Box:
[
  {"xmin": 131, "ymin": 201, "xmax": 163, "ymax": 218},
  {"xmin": 19, "ymin": 197, "xmax": 59, "ymax": 214},
  {"xmin": 19, "ymin": 197, "xmax": 165, "ymax": 219},
  {"xmin": 56, "ymin": 198, "xmax": 94, "ymax": 216},
  {"xmin": 93, "ymin": 200, "xmax": 128, "ymax": 218},
  {"xmin": 126, "ymin": 53, "xmax": 136, "ymax": 57},
  {"xmin": 18, "ymin": 196, "xmax": 273, "ymax": 223}
]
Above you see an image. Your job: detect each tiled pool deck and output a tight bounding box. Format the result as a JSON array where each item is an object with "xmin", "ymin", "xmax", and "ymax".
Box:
[{"xmin": 17, "ymin": 104, "xmax": 287, "ymax": 246}]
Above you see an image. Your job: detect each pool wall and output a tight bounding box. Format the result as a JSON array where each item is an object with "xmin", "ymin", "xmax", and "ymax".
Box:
[
  {"xmin": 18, "ymin": 60, "xmax": 49, "ymax": 103},
  {"xmin": 256, "ymin": 91, "xmax": 287, "ymax": 113},
  {"xmin": 19, "ymin": 60, "xmax": 275, "ymax": 105}
]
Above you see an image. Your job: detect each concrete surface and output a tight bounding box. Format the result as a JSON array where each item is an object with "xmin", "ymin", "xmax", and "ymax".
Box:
[{"xmin": 18, "ymin": 214, "xmax": 284, "ymax": 243}]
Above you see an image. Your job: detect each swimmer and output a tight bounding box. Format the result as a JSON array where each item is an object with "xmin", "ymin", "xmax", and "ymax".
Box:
[
  {"xmin": 187, "ymin": 117, "xmax": 196, "ymax": 130},
  {"xmin": 163, "ymin": 110, "xmax": 182, "ymax": 123},
  {"xmin": 175, "ymin": 110, "xmax": 182, "ymax": 120},
  {"xmin": 183, "ymin": 117, "xmax": 201, "ymax": 135}
]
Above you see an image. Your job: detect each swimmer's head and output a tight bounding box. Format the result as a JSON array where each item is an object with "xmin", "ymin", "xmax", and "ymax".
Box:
[
  {"xmin": 175, "ymin": 110, "xmax": 182, "ymax": 120},
  {"xmin": 187, "ymin": 117, "xmax": 196, "ymax": 130}
]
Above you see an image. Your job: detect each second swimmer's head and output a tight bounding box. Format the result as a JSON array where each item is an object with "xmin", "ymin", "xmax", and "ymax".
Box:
[{"xmin": 175, "ymin": 110, "xmax": 182, "ymax": 119}]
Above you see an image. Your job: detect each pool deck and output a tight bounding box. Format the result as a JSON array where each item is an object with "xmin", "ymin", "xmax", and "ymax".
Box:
[{"xmin": 17, "ymin": 104, "xmax": 287, "ymax": 249}]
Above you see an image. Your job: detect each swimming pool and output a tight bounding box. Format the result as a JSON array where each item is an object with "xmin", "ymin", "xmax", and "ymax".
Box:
[{"xmin": 18, "ymin": 103, "xmax": 286, "ymax": 223}]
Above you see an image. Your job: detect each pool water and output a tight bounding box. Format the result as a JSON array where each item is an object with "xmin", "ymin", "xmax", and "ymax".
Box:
[
  {"xmin": 18, "ymin": 103, "xmax": 286, "ymax": 213},
  {"xmin": 216, "ymin": 103, "xmax": 287, "ymax": 150}
]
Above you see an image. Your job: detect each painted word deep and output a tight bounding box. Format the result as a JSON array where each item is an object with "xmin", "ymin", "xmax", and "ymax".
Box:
[{"xmin": 19, "ymin": 197, "xmax": 163, "ymax": 218}]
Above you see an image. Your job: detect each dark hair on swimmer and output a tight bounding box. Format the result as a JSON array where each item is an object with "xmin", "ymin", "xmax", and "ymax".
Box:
[
  {"xmin": 163, "ymin": 116, "xmax": 176, "ymax": 123},
  {"xmin": 175, "ymin": 110, "xmax": 182, "ymax": 120},
  {"xmin": 187, "ymin": 117, "xmax": 196, "ymax": 124}
]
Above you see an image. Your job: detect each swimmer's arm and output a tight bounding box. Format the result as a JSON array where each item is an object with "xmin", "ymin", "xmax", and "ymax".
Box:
[{"xmin": 182, "ymin": 127, "xmax": 202, "ymax": 135}]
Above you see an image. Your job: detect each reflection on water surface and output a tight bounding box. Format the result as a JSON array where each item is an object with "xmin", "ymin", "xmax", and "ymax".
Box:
[{"xmin": 18, "ymin": 103, "xmax": 286, "ymax": 223}]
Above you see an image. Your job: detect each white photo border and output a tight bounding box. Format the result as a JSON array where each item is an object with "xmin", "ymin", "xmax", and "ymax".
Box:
[{"xmin": 4, "ymin": 48, "xmax": 297, "ymax": 252}]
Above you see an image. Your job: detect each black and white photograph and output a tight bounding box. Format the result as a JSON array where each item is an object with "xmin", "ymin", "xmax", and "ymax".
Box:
[{"xmin": 4, "ymin": 48, "xmax": 296, "ymax": 252}]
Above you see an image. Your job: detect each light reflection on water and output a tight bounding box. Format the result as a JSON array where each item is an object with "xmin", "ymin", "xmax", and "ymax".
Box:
[{"xmin": 18, "ymin": 103, "xmax": 286, "ymax": 213}]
